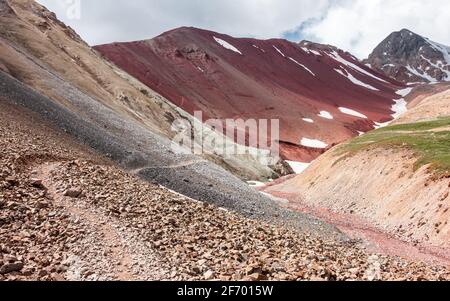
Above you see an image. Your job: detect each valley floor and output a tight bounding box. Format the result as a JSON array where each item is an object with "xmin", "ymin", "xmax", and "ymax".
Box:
[
  {"xmin": 267, "ymin": 189, "xmax": 450, "ymax": 268},
  {"xmin": 1, "ymin": 100, "xmax": 449, "ymax": 281}
]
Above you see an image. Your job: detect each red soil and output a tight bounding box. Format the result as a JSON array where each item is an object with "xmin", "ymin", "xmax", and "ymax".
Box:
[{"xmin": 268, "ymin": 190, "xmax": 450, "ymax": 267}]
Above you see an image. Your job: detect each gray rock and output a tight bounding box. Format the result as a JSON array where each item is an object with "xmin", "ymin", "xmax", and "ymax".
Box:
[
  {"xmin": 0, "ymin": 262, "xmax": 24, "ymax": 274},
  {"xmin": 64, "ymin": 188, "xmax": 82, "ymax": 198}
]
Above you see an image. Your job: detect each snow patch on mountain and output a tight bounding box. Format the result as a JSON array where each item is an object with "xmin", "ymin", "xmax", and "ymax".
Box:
[
  {"xmin": 373, "ymin": 89, "xmax": 410, "ymax": 128},
  {"xmin": 318, "ymin": 111, "xmax": 334, "ymax": 120},
  {"xmin": 247, "ymin": 180, "xmax": 266, "ymax": 188},
  {"xmin": 301, "ymin": 138, "xmax": 328, "ymax": 149},
  {"xmin": 391, "ymin": 98, "xmax": 408, "ymax": 119},
  {"xmin": 213, "ymin": 37, "xmax": 242, "ymax": 55},
  {"xmin": 374, "ymin": 121, "xmax": 390, "ymax": 129},
  {"xmin": 288, "ymin": 57, "xmax": 315, "ymax": 76},
  {"xmin": 329, "ymin": 50, "xmax": 389, "ymax": 84},
  {"xmin": 396, "ymin": 87, "xmax": 413, "ymax": 97},
  {"xmin": 338, "ymin": 107, "xmax": 368, "ymax": 119},
  {"xmin": 302, "ymin": 118, "xmax": 314, "ymax": 123},
  {"xmin": 301, "ymin": 47, "xmax": 321, "ymax": 56},
  {"xmin": 335, "ymin": 69, "xmax": 379, "ymax": 91},
  {"xmin": 273, "ymin": 45, "xmax": 286, "ymax": 57},
  {"xmin": 420, "ymin": 54, "xmax": 450, "ymax": 81},
  {"xmin": 253, "ymin": 44, "xmax": 265, "ymax": 53},
  {"xmin": 406, "ymin": 65, "xmax": 437, "ymax": 82},
  {"xmin": 426, "ymin": 39, "xmax": 450, "ymax": 66},
  {"xmin": 286, "ymin": 161, "xmax": 312, "ymax": 174},
  {"xmin": 301, "ymin": 47, "xmax": 310, "ymax": 54}
]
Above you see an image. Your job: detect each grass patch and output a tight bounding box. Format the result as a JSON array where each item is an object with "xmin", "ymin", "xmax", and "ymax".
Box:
[{"xmin": 334, "ymin": 118, "xmax": 450, "ymax": 176}]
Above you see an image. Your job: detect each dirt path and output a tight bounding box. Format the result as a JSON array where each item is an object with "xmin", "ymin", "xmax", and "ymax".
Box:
[
  {"xmin": 131, "ymin": 158, "xmax": 209, "ymax": 174},
  {"xmin": 34, "ymin": 162, "xmax": 137, "ymax": 280},
  {"xmin": 268, "ymin": 190, "xmax": 450, "ymax": 267}
]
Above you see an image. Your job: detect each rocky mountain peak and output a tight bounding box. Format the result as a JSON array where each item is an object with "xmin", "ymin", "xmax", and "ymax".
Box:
[{"xmin": 365, "ymin": 29, "xmax": 450, "ymax": 83}]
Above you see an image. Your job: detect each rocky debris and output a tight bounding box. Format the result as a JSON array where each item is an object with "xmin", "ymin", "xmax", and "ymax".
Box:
[
  {"xmin": 47, "ymin": 159, "xmax": 450, "ymax": 281},
  {"xmin": 0, "ymin": 102, "xmax": 449, "ymax": 281}
]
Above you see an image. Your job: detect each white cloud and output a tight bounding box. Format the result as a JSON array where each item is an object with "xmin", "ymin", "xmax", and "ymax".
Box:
[
  {"xmin": 301, "ymin": 0, "xmax": 450, "ymax": 58},
  {"xmin": 37, "ymin": 0, "xmax": 330, "ymax": 45},
  {"xmin": 37, "ymin": 0, "xmax": 450, "ymax": 58}
]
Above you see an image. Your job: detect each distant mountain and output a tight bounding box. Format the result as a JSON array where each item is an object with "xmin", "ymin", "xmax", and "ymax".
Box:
[
  {"xmin": 95, "ymin": 27, "xmax": 405, "ymax": 164},
  {"xmin": 365, "ymin": 29, "xmax": 450, "ymax": 83}
]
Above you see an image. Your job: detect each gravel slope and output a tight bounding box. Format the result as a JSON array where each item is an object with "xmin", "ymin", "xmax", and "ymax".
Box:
[
  {"xmin": 0, "ymin": 70, "xmax": 342, "ymax": 240},
  {"xmin": 1, "ymin": 100, "xmax": 449, "ymax": 281}
]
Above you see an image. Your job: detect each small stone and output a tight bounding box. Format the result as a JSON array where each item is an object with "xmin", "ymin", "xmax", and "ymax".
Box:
[
  {"xmin": 64, "ymin": 188, "xmax": 82, "ymax": 198},
  {"xmin": 4, "ymin": 255, "xmax": 18, "ymax": 263},
  {"xmin": 5, "ymin": 176, "xmax": 18, "ymax": 186},
  {"xmin": 219, "ymin": 275, "xmax": 232, "ymax": 281},
  {"xmin": 38, "ymin": 269, "xmax": 48, "ymax": 277},
  {"xmin": 82, "ymin": 269, "xmax": 94, "ymax": 277},
  {"xmin": 248, "ymin": 273, "xmax": 268, "ymax": 281},
  {"xmin": 204, "ymin": 270, "xmax": 215, "ymax": 280},
  {"xmin": 51, "ymin": 273, "xmax": 65, "ymax": 281},
  {"xmin": 0, "ymin": 262, "xmax": 24, "ymax": 274},
  {"xmin": 36, "ymin": 201, "xmax": 49, "ymax": 209},
  {"xmin": 30, "ymin": 178, "xmax": 46, "ymax": 189}
]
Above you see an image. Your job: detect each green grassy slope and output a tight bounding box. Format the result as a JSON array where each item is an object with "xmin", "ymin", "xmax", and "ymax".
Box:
[{"xmin": 334, "ymin": 118, "xmax": 450, "ymax": 176}]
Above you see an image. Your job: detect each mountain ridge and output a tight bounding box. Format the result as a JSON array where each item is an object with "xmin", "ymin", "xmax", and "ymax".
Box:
[
  {"xmin": 365, "ymin": 29, "xmax": 450, "ymax": 83},
  {"xmin": 95, "ymin": 26, "xmax": 406, "ymax": 167}
]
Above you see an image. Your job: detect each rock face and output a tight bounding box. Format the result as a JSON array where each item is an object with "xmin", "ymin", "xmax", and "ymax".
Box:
[
  {"xmin": 95, "ymin": 27, "xmax": 405, "ymax": 163},
  {"xmin": 366, "ymin": 29, "xmax": 450, "ymax": 83}
]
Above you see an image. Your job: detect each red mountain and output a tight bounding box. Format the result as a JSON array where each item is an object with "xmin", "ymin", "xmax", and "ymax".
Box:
[{"xmin": 95, "ymin": 27, "xmax": 406, "ymax": 163}]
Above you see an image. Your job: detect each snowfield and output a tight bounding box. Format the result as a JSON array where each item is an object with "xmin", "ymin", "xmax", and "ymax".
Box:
[
  {"xmin": 338, "ymin": 107, "xmax": 368, "ymax": 119},
  {"xmin": 302, "ymin": 118, "xmax": 314, "ymax": 123},
  {"xmin": 213, "ymin": 37, "xmax": 242, "ymax": 55},
  {"xmin": 301, "ymin": 138, "xmax": 328, "ymax": 149}
]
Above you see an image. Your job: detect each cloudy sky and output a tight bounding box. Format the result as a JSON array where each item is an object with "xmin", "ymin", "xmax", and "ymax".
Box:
[{"xmin": 37, "ymin": 0, "xmax": 450, "ymax": 58}]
